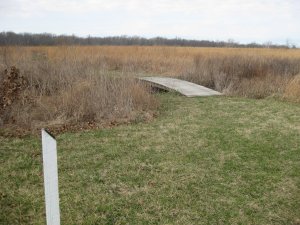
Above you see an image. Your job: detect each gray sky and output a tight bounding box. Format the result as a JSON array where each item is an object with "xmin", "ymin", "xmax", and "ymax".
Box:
[{"xmin": 1, "ymin": 0, "xmax": 300, "ymax": 45}]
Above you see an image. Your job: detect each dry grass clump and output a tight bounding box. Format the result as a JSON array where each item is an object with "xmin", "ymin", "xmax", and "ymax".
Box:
[
  {"xmin": 0, "ymin": 47, "xmax": 158, "ymax": 135},
  {"xmin": 283, "ymin": 74, "xmax": 300, "ymax": 102}
]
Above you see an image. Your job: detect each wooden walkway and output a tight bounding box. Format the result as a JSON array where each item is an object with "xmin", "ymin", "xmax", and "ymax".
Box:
[{"xmin": 140, "ymin": 77, "xmax": 222, "ymax": 97}]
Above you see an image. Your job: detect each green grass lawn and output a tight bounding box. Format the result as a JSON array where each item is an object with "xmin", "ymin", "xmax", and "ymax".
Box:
[{"xmin": 1, "ymin": 94, "xmax": 300, "ymax": 224}]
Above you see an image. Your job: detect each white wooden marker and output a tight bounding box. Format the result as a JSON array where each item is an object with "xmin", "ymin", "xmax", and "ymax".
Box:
[{"xmin": 42, "ymin": 129, "xmax": 61, "ymax": 225}]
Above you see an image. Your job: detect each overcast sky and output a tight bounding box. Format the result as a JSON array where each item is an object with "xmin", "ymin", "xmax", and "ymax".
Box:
[{"xmin": 1, "ymin": 0, "xmax": 300, "ymax": 45}]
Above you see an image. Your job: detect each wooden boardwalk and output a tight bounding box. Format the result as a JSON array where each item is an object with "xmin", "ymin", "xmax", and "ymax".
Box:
[{"xmin": 140, "ymin": 77, "xmax": 222, "ymax": 97}]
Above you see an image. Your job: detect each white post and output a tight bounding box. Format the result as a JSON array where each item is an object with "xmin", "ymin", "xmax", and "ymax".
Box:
[{"xmin": 42, "ymin": 129, "xmax": 61, "ymax": 225}]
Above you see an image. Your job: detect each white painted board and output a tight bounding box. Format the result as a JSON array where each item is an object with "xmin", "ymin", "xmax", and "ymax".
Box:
[{"xmin": 42, "ymin": 129, "xmax": 61, "ymax": 225}]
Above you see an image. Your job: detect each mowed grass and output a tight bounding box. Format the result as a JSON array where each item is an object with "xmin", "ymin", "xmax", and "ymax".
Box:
[{"xmin": 1, "ymin": 94, "xmax": 300, "ymax": 224}]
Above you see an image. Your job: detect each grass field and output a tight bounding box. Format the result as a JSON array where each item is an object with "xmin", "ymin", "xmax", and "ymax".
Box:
[
  {"xmin": 1, "ymin": 93, "xmax": 300, "ymax": 224},
  {"xmin": 1, "ymin": 46, "xmax": 300, "ymax": 135}
]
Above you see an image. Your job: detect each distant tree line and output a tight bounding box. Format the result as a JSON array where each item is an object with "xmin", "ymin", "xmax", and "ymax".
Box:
[{"xmin": 0, "ymin": 31, "xmax": 296, "ymax": 48}]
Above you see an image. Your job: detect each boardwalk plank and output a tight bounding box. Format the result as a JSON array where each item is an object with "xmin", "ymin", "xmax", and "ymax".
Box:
[{"xmin": 140, "ymin": 77, "xmax": 222, "ymax": 97}]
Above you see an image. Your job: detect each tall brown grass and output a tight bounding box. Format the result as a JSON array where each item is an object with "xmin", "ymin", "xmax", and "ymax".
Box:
[
  {"xmin": 0, "ymin": 46, "xmax": 158, "ymax": 135},
  {"xmin": 180, "ymin": 54, "xmax": 300, "ymax": 98},
  {"xmin": 0, "ymin": 46, "xmax": 300, "ymax": 134}
]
